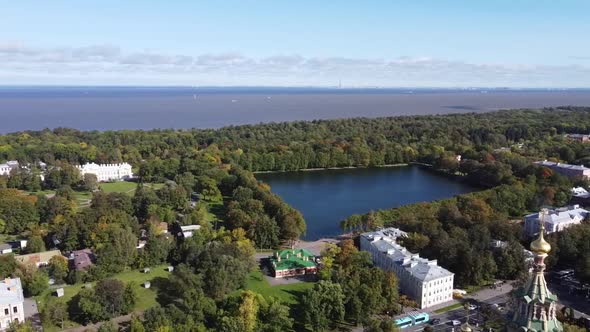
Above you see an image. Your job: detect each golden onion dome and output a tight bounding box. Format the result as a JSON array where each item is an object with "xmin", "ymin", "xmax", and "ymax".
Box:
[
  {"xmin": 531, "ymin": 230, "xmax": 551, "ymax": 254},
  {"xmin": 531, "ymin": 209, "xmax": 551, "ymax": 254}
]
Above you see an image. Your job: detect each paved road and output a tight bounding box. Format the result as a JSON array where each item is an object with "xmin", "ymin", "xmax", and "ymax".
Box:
[
  {"xmin": 547, "ymin": 280, "xmax": 589, "ymax": 319},
  {"xmin": 351, "ymin": 284, "xmax": 513, "ymax": 332},
  {"xmin": 408, "ymin": 294, "xmax": 510, "ymax": 332},
  {"xmin": 23, "ymin": 298, "xmax": 43, "ymax": 331}
]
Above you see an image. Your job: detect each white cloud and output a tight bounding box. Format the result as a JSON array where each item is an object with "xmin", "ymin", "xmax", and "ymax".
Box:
[{"xmin": 1, "ymin": 41, "xmax": 590, "ymax": 87}]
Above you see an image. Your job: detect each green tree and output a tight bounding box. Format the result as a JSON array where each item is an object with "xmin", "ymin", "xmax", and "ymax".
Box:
[
  {"xmin": 196, "ymin": 176, "xmax": 222, "ymax": 202},
  {"xmin": 237, "ymin": 290, "xmax": 259, "ymax": 332},
  {"xmin": 129, "ymin": 316, "xmax": 146, "ymax": 332},
  {"xmin": 48, "ymin": 255, "xmax": 69, "ymax": 284},
  {"xmin": 95, "ymin": 225, "xmax": 138, "ymax": 273},
  {"xmin": 15, "ymin": 264, "xmax": 48, "ymax": 296},
  {"xmin": 301, "ymin": 281, "xmax": 345, "ymax": 331},
  {"xmin": 44, "ymin": 299, "xmax": 69, "ymax": 329},
  {"xmin": 82, "ymin": 173, "xmax": 99, "ymax": 191},
  {"xmin": 258, "ymin": 297, "xmax": 293, "ymax": 332},
  {"xmin": 0, "ymin": 189, "xmax": 39, "ymax": 234},
  {"xmin": 495, "ymin": 241, "xmax": 526, "ymax": 280},
  {"xmin": 0, "ymin": 254, "xmax": 18, "ymax": 279}
]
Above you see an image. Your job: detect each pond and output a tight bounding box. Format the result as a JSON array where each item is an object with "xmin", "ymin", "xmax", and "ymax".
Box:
[{"xmin": 256, "ymin": 166, "xmax": 478, "ymax": 240}]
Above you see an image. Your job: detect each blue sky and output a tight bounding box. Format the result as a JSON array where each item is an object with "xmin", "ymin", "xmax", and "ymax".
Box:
[{"xmin": 2, "ymin": 0, "xmax": 590, "ymax": 87}]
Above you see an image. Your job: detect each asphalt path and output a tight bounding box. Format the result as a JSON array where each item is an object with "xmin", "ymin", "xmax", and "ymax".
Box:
[{"xmin": 408, "ymin": 294, "xmax": 510, "ymax": 332}]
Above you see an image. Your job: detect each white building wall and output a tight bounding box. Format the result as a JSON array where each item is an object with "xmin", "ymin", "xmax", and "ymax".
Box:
[
  {"xmin": 0, "ymin": 166, "xmax": 10, "ymax": 176},
  {"xmin": 421, "ymin": 275, "xmax": 454, "ymax": 309},
  {"xmin": 360, "ymin": 230, "xmax": 454, "ymax": 309},
  {"xmin": 0, "ymin": 302, "xmax": 24, "ymax": 331},
  {"xmin": 0, "ymin": 278, "xmax": 24, "ymax": 332}
]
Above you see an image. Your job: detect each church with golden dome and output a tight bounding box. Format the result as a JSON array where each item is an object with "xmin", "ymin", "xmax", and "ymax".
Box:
[{"xmin": 511, "ymin": 209, "xmax": 563, "ymax": 331}]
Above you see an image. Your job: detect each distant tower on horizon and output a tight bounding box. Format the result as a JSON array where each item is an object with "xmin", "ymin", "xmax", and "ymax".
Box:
[
  {"xmin": 510, "ymin": 209, "xmax": 563, "ymax": 332},
  {"xmin": 338, "ymin": 79, "xmax": 342, "ymax": 89}
]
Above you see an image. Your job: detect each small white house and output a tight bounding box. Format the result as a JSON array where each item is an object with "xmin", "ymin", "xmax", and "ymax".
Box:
[
  {"xmin": 180, "ymin": 225, "xmax": 201, "ymax": 238},
  {"xmin": 0, "ymin": 244, "xmax": 12, "ymax": 255},
  {"xmin": 55, "ymin": 288, "xmax": 64, "ymax": 297}
]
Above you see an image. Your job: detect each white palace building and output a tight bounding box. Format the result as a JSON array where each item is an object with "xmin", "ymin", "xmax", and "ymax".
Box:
[
  {"xmin": 360, "ymin": 228, "xmax": 454, "ymax": 309},
  {"xmin": 76, "ymin": 162, "xmax": 133, "ymax": 182}
]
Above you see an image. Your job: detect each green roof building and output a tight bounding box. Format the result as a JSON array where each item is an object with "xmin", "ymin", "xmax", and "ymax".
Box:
[
  {"xmin": 511, "ymin": 209, "xmax": 563, "ymax": 332},
  {"xmin": 269, "ymin": 249, "xmax": 318, "ymax": 278}
]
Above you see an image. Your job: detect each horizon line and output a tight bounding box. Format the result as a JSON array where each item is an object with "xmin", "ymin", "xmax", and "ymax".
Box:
[{"xmin": 2, "ymin": 85, "xmax": 590, "ymax": 90}]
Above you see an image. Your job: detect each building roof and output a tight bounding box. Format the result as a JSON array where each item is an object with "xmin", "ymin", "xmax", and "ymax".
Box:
[
  {"xmin": 0, "ymin": 278, "xmax": 24, "ymax": 305},
  {"xmin": 362, "ymin": 228, "xmax": 453, "ymax": 282},
  {"xmin": 180, "ymin": 225, "xmax": 201, "ymax": 231},
  {"xmin": 15, "ymin": 249, "xmax": 62, "ymax": 265},
  {"xmin": 534, "ymin": 160, "xmax": 590, "ymax": 171},
  {"xmin": 72, "ymin": 249, "xmax": 95, "ymax": 270},
  {"xmin": 566, "ymin": 133, "xmax": 589, "ymax": 138},
  {"xmin": 270, "ymin": 249, "xmax": 316, "ymax": 271},
  {"xmin": 572, "ymin": 187, "xmax": 590, "ymax": 198},
  {"xmin": 363, "ymin": 227, "xmax": 408, "ymax": 240},
  {"xmin": 525, "ymin": 205, "xmax": 589, "ymax": 225},
  {"xmin": 405, "ymin": 260, "xmax": 454, "ymax": 281}
]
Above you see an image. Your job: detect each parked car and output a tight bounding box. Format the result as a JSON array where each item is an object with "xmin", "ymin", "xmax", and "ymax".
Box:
[
  {"xmin": 430, "ymin": 318, "xmax": 440, "ymax": 325},
  {"xmin": 451, "ymin": 320, "xmax": 461, "ymax": 326}
]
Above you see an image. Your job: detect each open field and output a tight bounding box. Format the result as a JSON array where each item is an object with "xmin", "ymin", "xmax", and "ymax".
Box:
[
  {"xmin": 243, "ymin": 269, "xmax": 314, "ymax": 305},
  {"xmin": 99, "ymin": 181, "xmax": 137, "ymax": 194},
  {"xmin": 100, "ymin": 181, "xmax": 164, "ymax": 196},
  {"xmin": 35, "ymin": 264, "xmax": 171, "ymax": 332}
]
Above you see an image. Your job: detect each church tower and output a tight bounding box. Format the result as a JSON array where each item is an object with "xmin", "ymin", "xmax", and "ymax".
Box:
[{"xmin": 511, "ymin": 209, "xmax": 562, "ymax": 331}]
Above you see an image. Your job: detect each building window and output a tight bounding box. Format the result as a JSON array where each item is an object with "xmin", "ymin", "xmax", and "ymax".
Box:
[
  {"xmin": 4, "ymin": 308, "xmax": 8, "ymax": 315},
  {"xmin": 13, "ymin": 307, "xmax": 17, "ymax": 313}
]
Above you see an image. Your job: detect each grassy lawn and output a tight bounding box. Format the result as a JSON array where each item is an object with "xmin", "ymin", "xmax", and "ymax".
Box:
[
  {"xmin": 243, "ymin": 269, "xmax": 314, "ymax": 305},
  {"xmin": 145, "ymin": 183, "xmax": 165, "ymax": 191},
  {"xmin": 73, "ymin": 191, "xmax": 92, "ymax": 206},
  {"xmin": 204, "ymin": 199, "xmax": 225, "ymax": 223},
  {"xmin": 99, "ymin": 181, "xmax": 164, "ymax": 196},
  {"xmin": 26, "ymin": 190, "xmax": 56, "ymax": 197},
  {"xmin": 35, "ymin": 264, "xmax": 171, "ymax": 331},
  {"xmin": 99, "ymin": 181, "xmax": 138, "ymax": 194},
  {"xmin": 433, "ymin": 302, "xmax": 464, "ymax": 314}
]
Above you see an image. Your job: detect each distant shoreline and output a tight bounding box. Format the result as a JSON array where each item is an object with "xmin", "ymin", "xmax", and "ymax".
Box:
[{"xmin": 253, "ymin": 163, "xmax": 409, "ymax": 174}]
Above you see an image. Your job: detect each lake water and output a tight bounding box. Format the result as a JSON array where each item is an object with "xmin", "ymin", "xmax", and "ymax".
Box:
[
  {"xmin": 256, "ymin": 166, "xmax": 478, "ymax": 240},
  {"xmin": 2, "ymin": 86, "xmax": 590, "ymax": 133}
]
